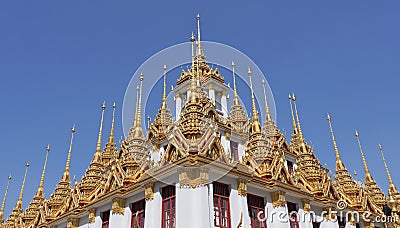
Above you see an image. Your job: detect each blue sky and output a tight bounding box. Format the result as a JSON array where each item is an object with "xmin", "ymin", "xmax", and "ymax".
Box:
[{"xmin": 1, "ymin": 0, "xmax": 399, "ymax": 217}]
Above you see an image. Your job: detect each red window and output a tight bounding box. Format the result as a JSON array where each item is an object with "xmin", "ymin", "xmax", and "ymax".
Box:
[
  {"xmin": 287, "ymin": 202, "xmax": 299, "ymax": 228},
  {"xmin": 131, "ymin": 199, "xmax": 145, "ymax": 228},
  {"xmin": 247, "ymin": 194, "xmax": 267, "ymax": 228},
  {"xmin": 101, "ymin": 210, "xmax": 110, "ymax": 228},
  {"xmin": 162, "ymin": 185, "xmax": 176, "ymax": 228},
  {"xmin": 230, "ymin": 141, "xmax": 239, "ymax": 161},
  {"xmin": 213, "ymin": 182, "xmax": 231, "ymax": 228}
]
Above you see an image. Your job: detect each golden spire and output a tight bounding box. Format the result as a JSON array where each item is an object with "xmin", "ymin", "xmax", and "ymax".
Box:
[
  {"xmin": 162, "ymin": 65, "xmax": 168, "ymax": 109},
  {"xmin": 191, "ymin": 32, "xmax": 195, "ymax": 67},
  {"xmin": 35, "ymin": 145, "xmax": 50, "ymax": 199},
  {"xmin": 261, "ymin": 79, "xmax": 272, "ymax": 122},
  {"xmin": 291, "ymin": 93, "xmax": 304, "ymax": 138},
  {"xmin": 288, "ymin": 94, "xmax": 298, "ymax": 134},
  {"xmin": 134, "ymin": 85, "xmax": 140, "ymax": 128},
  {"xmin": 96, "ymin": 101, "xmax": 106, "ymax": 154},
  {"xmin": 196, "ymin": 14, "xmax": 202, "ymax": 57},
  {"xmin": 15, "ymin": 162, "xmax": 30, "ymax": 211},
  {"xmin": 326, "ymin": 114, "xmax": 346, "ymax": 171},
  {"xmin": 137, "ymin": 74, "xmax": 144, "ymax": 128},
  {"xmin": 62, "ymin": 125, "xmax": 75, "ymax": 182},
  {"xmin": 379, "ymin": 144, "xmax": 396, "ymax": 190},
  {"xmin": 0, "ymin": 175, "xmax": 11, "ymax": 223},
  {"xmin": 355, "ymin": 130, "xmax": 373, "ymax": 183},
  {"xmin": 248, "ymin": 66, "xmax": 261, "ymax": 133},
  {"xmin": 232, "ymin": 61, "xmax": 240, "ymax": 106},
  {"xmin": 108, "ymin": 102, "xmax": 116, "ymax": 144}
]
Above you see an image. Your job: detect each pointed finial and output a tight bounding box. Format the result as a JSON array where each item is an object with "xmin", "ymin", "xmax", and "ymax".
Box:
[
  {"xmin": 232, "ymin": 61, "xmax": 240, "ymax": 106},
  {"xmin": 355, "ymin": 130, "xmax": 373, "ymax": 183},
  {"xmin": 96, "ymin": 102, "xmax": 106, "ymax": 154},
  {"xmin": 248, "ymin": 66, "xmax": 261, "ymax": 133},
  {"xmin": 191, "ymin": 32, "xmax": 195, "ymax": 67},
  {"xmin": 261, "ymin": 79, "xmax": 272, "ymax": 122},
  {"xmin": 291, "ymin": 93, "xmax": 304, "ymax": 139},
  {"xmin": 162, "ymin": 65, "xmax": 168, "ymax": 109},
  {"xmin": 107, "ymin": 102, "xmax": 116, "ymax": 144},
  {"xmin": 134, "ymin": 85, "xmax": 140, "ymax": 128},
  {"xmin": 15, "ymin": 162, "xmax": 30, "ymax": 210},
  {"xmin": 379, "ymin": 144, "xmax": 395, "ymax": 189},
  {"xmin": 62, "ymin": 125, "xmax": 75, "ymax": 183},
  {"xmin": 196, "ymin": 14, "xmax": 201, "ymax": 56},
  {"xmin": 288, "ymin": 94, "xmax": 298, "ymax": 134},
  {"xmin": 326, "ymin": 114, "xmax": 345, "ymax": 171},
  {"xmin": 0, "ymin": 175, "xmax": 12, "ymax": 223},
  {"xmin": 36, "ymin": 145, "xmax": 50, "ymax": 198},
  {"xmin": 137, "ymin": 73, "xmax": 144, "ymax": 128}
]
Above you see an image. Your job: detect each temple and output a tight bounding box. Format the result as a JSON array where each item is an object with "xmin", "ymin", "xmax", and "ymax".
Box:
[{"xmin": 1, "ymin": 15, "xmax": 399, "ymax": 228}]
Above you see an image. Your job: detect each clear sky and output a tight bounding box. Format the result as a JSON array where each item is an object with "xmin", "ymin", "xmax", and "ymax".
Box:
[{"xmin": 1, "ymin": 0, "xmax": 399, "ymax": 217}]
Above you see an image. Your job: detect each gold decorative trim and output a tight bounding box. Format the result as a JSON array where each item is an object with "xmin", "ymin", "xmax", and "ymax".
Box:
[
  {"xmin": 301, "ymin": 199, "xmax": 311, "ymax": 212},
  {"xmin": 50, "ymin": 226, "xmax": 57, "ymax": 228},
  {"xmin": 112, "ymin": 198, "xmax": 126, "ymax": 215},
  {"xmin": 67, "ymin": 218, "xmax": 80, "ymax": 228},
  {"xmin": 145, "ymin": 183, "xmax": 155, "ymax": 201},
  {"xmin": 270, "ymin": 190, "xmax": 286, "ymax": 208},
  {"xmin": 88, "ymin": 208, "xmax": 96, "ymax": 224},
  {"xmin": 237, "ymin": 179, "xmax": 247, "ymax": 196},
  {"xmin": 179, "ymin": 167, "xmax": 209, "ymax": 188},
  {"xmin": 225, "ymin": 132, "xmax": 231, "ymax": 140}
]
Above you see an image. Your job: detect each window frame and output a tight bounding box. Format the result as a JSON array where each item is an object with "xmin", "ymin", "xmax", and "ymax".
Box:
[
  {"xmin": 213, "ymin": 182, "xmax": 231, "ymax": 228},
  {"xmin": 247, "ymin": 194, "xmax": 267, "ymax": 228},
  {"xmin": 131, "ymin": 199, "xmax": 146, "ymax": 228},
  {"xmin": 161, "ymin": 185, "xmax": 176, "ymax": 228},
  {"xmin": 101, "ymin": 210, "xmax": 110, "ymax": 228}
]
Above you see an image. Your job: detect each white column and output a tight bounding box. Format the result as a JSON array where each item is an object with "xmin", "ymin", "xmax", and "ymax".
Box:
[
  {"xmin": 144, "ymin": 189, "xmax": 162, "ymax": 228},
  {"xmin": 320, "ymin": 219, "xmax": 339, "ymax": 228},
  {"xmin": 176, "ymin": 183, "xmax": 211, "ymax": 228},
  {"xmin": 221, "ymin": 92, "xmax": 228, "ymax": 117},
  {"xmin": 221, "ymin": 134, "xmax": 230, "ymax": 155},
  {"xmin": 238, "ymin": 144, "xmax": 245, "ymax": 161},
  {"xmin": 175, "ymin": 94, "xmax": 182, "ymax": 121},
  {"xmin": 208, "ymin": 85, "xmax": 215, "ymax": 104}
]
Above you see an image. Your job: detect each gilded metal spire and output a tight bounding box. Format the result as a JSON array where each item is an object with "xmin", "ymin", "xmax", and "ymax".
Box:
[
  {"xmin": 326, "ymin": 114, "xmax": 346, "ymax": 171},
  {"xmin": 248, "ymin": 67, "xmax": 261, "ymax": 133},
  {"xmin": 261, "ymin": 79, "xmax": 272, "ymax": 122},
  {"xmin": 35, "ymin": 145, "xmax": 50, "ymax": 199},
  {"xmin": 96, "ymin": 102, "xmax": 106, "ymax": 153},
  {"xmin": 191, "ymin": 32, "xmax": 195, "ymax": 67},
  {"xmin": 62, "ymin": 125, "xmax": 75, "ymax": 182},
  {"xmin": 108, "ymin": 102, "xmax": 116, "ymax": 144},
  {"xmin": 355, "ymin": 130, "xmax": 373, "ymax": 183},
  {"xmin": 196, "ymin": 14, "xmax": 201, "ymax": 56},
  {"xmin": 291, "ymin": 93, "xmax": 304, "ymax": 138},
  {"xmin": 162, "ymin": 65, "xmax": 168, "ymax": 109},
  {"xmin": 134, "ymin": 85, "xmax": 140, "ymax": 128},
  {"xmin": 137, "ymin": 74, "xmax": 144, "ymax": 128},
  {"xmin": 288, "ymin": 94, "xmax": 298, "ymax": 135},
  {"xmin": 379, "ymin": 144, "xmax": 395, "ymax": 190},
  {"xmin": 0, "ymin": 175, "xmax": 11, "ymax": 223},
  {"xmin": 232, "ymin": 61, "xmax": 240, "ymax": 106},
  {"xmin": 16, "ymin": 162, "xmax": 30, "ymax": 211}
]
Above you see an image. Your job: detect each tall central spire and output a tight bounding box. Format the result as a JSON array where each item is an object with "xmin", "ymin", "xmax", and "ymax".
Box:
[
  {"xmin": 355, "ymin": 130, "xmax": 373, "ymax": 183},
  {"xmin": 35, "ymin": 145, "xmax": 50, "ymax": 199},
  {"xmin": 288, "ymin": 94, "xmax": 298, "ymax": 135},
  {"xmin": 62, "ymin": 126, "xmax": 75, "ymax": 182},
  {"xmin": 16, "ymin": 162, "xmax": 30, "ymax": 211},
  {"xmin": 326, "ymin": 114, "xmax": 346, "ymax": 171},
  {"xmin": 0, "ymin": 175, "xmax": 11, "ymax": 223},
  {"xmin": 196, "ymin": 14, "xmax": 202, "ymax": 57},
  {"xmin": 248, "ymin": 67, "xmax": 261, "ymax": 133}
]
